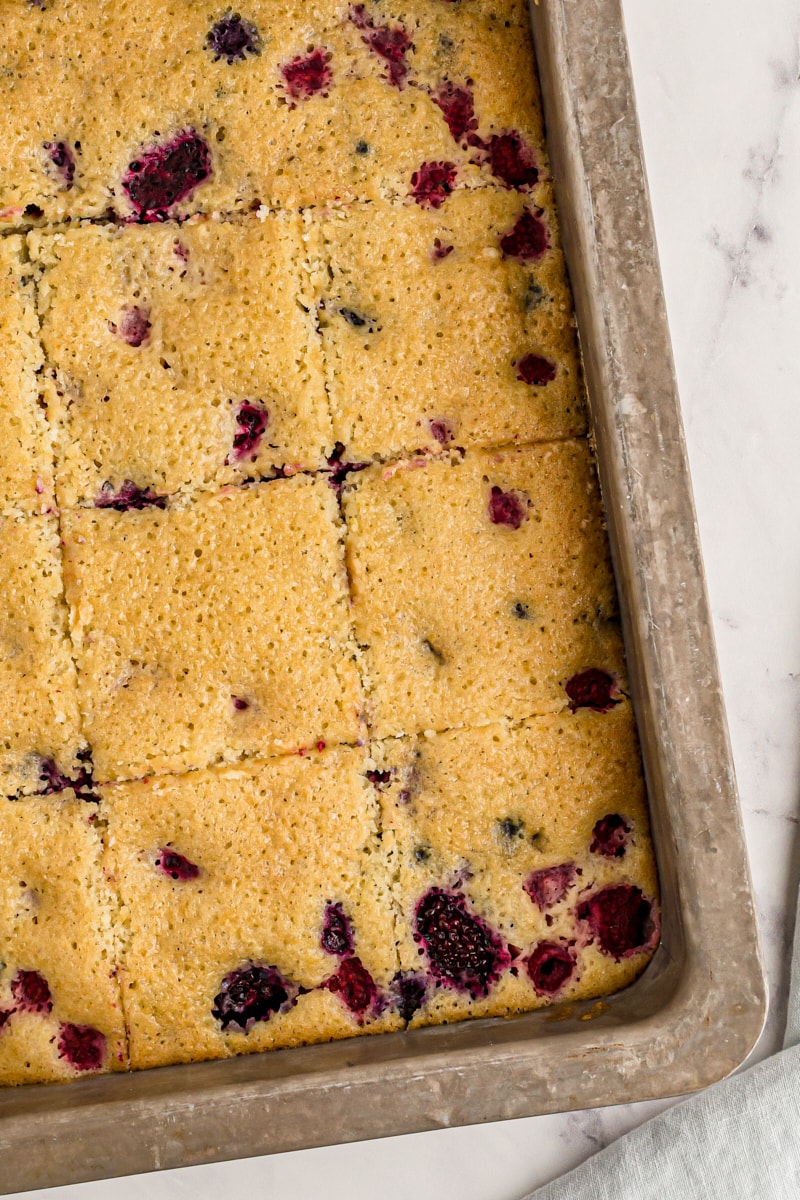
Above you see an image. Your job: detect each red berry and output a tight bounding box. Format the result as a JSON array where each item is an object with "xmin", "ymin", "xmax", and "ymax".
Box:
[
  {"xmin": 228, "ymin": 401, "xmax": 269, "ymax": 463},
  {"xmin": 281, "ymin": 48, "xmax": 332, "ymax": 101},
  {"xmin": 524, "ymin": 863, "xmax": 577, "ymax": 911},
  {"xmin": 432, "ymin": 81, "xmax": 478, "ymax": 145},
  {"xmin": 499, "ymin": 208, "xmax": 549, "ymax": 261},
  {"xmin": 109, "ymin": 305, "xmax": 150, "ymax": 348},
  {"xmin": 11, "ymin": 969, "xmax": 53, "ymax": 1015},
  {"xmin": 590, "ymin": 814, "xmax": 632, "ymax": 858},
  {"xmin": 488, "ymin": 486, "xmax": 528, "ymax": 529},
  {"xmin": 324, "ymin": 956, "xmax": 379, "ymax": 1022},
  {"xmin": 123, "ymin": 132, "xmax": 211, "ymax": 222},
  {"xmin": 57, "ymin": 1023, "xmax": 107, "ymax": 1071},
  {"xmin": 516, "ymin": 353, "xmax": 556, "ymax": 386},
  {"xmin": 565, "ymin": 668, "xmax": 621, "ymax": 713},
  {"xmin": 410, "ymin": 161, "xmax": 457, "ymax": 209},
  {"xmin": 350, "ymin": 5, "xmax": 411, "ymax": 89},
  {"xmin": 576, "ymin": 885, "xmax": 659, "ymax": 960},
  {"xmin": 483, "ymin": 133, "xmax": 539, "ymax": 190},
  {"xmin": 525, "ymin": 941, "xmax": 576, "ymax": 997}
]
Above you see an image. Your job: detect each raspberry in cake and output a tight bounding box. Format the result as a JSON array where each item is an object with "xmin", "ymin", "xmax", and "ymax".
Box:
[
  {"xmin": 0, "ymin": 236, "xmax": 53, "ymax": 516},
  {"xmin": 343, "ymin": 442, "xmax": 624, "ymax": 737},
  {"xmin": 0, "ymin": 795, "xmax": 125, "ymax": 1084},
  {"xmin": 61, "ymin": 477, "xmax": 362, "ymax": 782},
  {"xmin": 0, "ymin": 515, "xmax": 85, "ymax": 798},
  {"xmin": 101, "ymin": 747, "xmax": 401, "ymax": 1070},
  {"xmin": 30, "ymin": 216, "xmax": 331, "ymax": 507},
  {"xmin": 311, "ymin": 188, "xmax": 584, "ymax": 460},
  {"xmin": 371, "ymin": 704, "xmax": 658, "ymax": 1027}
]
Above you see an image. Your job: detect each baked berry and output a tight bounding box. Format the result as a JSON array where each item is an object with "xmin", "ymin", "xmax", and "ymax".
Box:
[
  {"xmin": 123, "ymin": 132, "xmax": 212, "ymax": 222},
  {"xmin": 0, "ymin": 1009, "xmax": 12, "ymax": 1032},
  {"xmin": 355, "ymin": 140, "xmax": 370, "ymax": 155},
  {"xmin": 483, "ymin": 133, "xmax": 539, "ymax": 190},
  {"xmin": 497, "ymin": 816, "xmax": 524, "ymax": 840},
  {"xmin": 413, "ymin": 888, "xmax": 510, "ymax": 997},
  {"xmin": 512, "ymin": 601, "xmax": 532, "ymax": 620},
  {"xmin": 320, "ymin": 902, "xmax": 355, "ymax": 957},
  {"xmin": 281, "ymin": 48, "xmax": 332, "ymax": 101},
  {"xmin": 228, "ymin": 400, "xmax": 268, "ymax": 463},
  {"xmin": 576, "ymin": 885, "xmax": 659, "ymax": 960},
  {"xmin": 206, "ymin": 13, "xmax": 261, "ymax": 63},
  {"xmin": 109, "ymin": 305, "xmax": 151, "ymax": 348},
  {"xmin": 350, "ymin": 5, "xmax": 411, "ymax": 89},
  {"xmin": 43, "ymin": 141, "xmax": 75, "ymax": 190},
  {"xmin": 432, "ymin": 81, "xmax": 478, "ymax": 145},
  {"xmin": 391, "ymin": 970, "xmax": 427, "ymax": 1022},
  {"xmin": 410, "ymin": 161, "xmax": 457, "ymax": 209},
  {"xmin": 212, "ymin": 963, "xmax": 297, "ymax": 1032},
  {"xmin": 324, "ymin": 956, "xmax": 378, "ymax": 1021},
  {"xmin": 565, "ymin": 668, "xmax": 621, "ymax": 713},
  {"xmin": 232, "ymin": 695, "xmax": 250, "ymax": 711},
  {"xmin": 516, "ymin": 353, "xmax": 556, "ymax": 386},
  {"xmin": 524, "ymin": 863, "xmax": 576, "ymax": 911},
  {"xmin": 11, "ymin": 969, "xmax": 53, "ymax": 1015},
  {"xmin": 57, "ymin": 1023, "xmax": 106, "ymax": 1072},
  {"xmin": 428, "ymin": 417, "xmax": 455, "ymax": 444},
  {"xmin": 525, "ymin": 941, "xmax": 576, "ymax": 997},
  {"xmin": 432, "ymin": 238, "xmax": 454, "ymax": 262},
  {"xmin": 155, "ymin": 848, "xmax": 200, "ymax": 882},
  {"xmin": 488, "ymin": 486, "xmax": 528, "ymax": 529},
  {"xmin": 95, "ymin": 481, "xmax": 168, "ymax": 512},
  {"xmin": 366, "ymin": 769, "xmax": 392, "ymax": 787},
  {"xmin": 590, "ymin": 814, "xmax": 632, "ymax": 858},
  {"xmin": 499, "ymin": 208, "xmax": 549, "ymax": 261},
  {"xmin": 38, "ymin": 753, "xmax": 96, "ymax": 800}
]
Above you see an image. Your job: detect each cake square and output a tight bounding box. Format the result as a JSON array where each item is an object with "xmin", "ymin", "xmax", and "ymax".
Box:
[
  {"xmin": 0, "ymin": 236, "xmax": 53, "ymax": 515},
  {"xmin": 101, "ymin": 747, "xmax": 402, "ymax": 1070},
  {"xmin": 343, "ymin": 442, "xmax": 624, "ymax": 737},
  {"xmin": 0, "ymin": 794, "xmax": 126, "ymax": 1084},
  {"xmin": 312, "ymin": 187, "xmax": 584, "ymax": 460},
  {"xmin": 370, "ymin": 705, "xmax": 659, "ymax": 1028},
  {"xmin": 30, "ymin": 216, "xmax": 331, "ymax": 508},
  {"xmin": 0, "ymin": 514, "xmax": 86, "ymax": 797},
  {"xmin": 61, "ymin": 477, "xmax": 362, "ymax": 782}
]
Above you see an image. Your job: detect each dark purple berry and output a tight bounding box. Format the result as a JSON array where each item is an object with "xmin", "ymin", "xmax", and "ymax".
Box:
[
  {"xmin": 324, "ymin": 956, "xmax": 378, "ymax": 1022},
  {"xmin": 512, "ymin": 601, "xmax": 532, "ymax": 619},
  {"xmin": 350, "ymin": 5, "xmax": 411, "ymax": 89},
  {"xmin": 516, "ymin": 353, "xmax": 556, "ymax": 386},
  {"xmin": 155, "ymin": 848, "xmax": 200, "ymax": 882},
  {"xmin": 0, "ymin": 1009, "xmax": 12, "ymax": 1032},
  {"xmin": 228, "ymin": 400, "xmax": 268, "ymax": 463},
  {"xmin": 122, "ymin": 132, "xmax": 212, "ymax": 222},
  {"xmin": 488, "ymin": 486, "xmax": 528, "ymax": 529},
  {"xmin": 57, "ymin": 1023, "xmax": 106, "ymax": 1071},
  {"xmin": 413, "ymin": 888, "xmax": 510, "ymax": 997},
  {"xmin": 432, "ymin": 238, "xmax": 454, "ymax": 263},
  {"xmin": 483, "ymin": 132, "xmax": 539, "ymax": 190},
  {"xmin": 524, "ymin": 863, "xmax": 576, "ymax": 911},
  {"xmin": 281, "ymin": 48, "xmax": 332, "ymax": 101},
  {"xmin": 525, "ymin": 941, "xmax": 576, "ymax": 997},
  {"xmin": 366, "ymin": 769, "xmax": 392, "ymax": 787},
  {"xmin": 11, "ymin": 969, "xmax": 53, "ymax": 1015},
  {"xmin": 95, "ymin": 480, "xmax": 168, "ymax": 512},
  {"xmin": 206, "ymin": 13, "xmax": 261, "ymax": 63},
  {"xmin": 43, "ymin": 141, "xmax": 75, "ymax": 190},
  {"xmin": 590, "ymin": 814, "xmax": 632, "ymax": 858},
  {"xmin": 497, "ymin": 816, "xmax": 524, "ymax": 840},
  {"xmin": 212, "ymin": 963, "xmax": 297, "ymax": 1032},
  {"xmin": 432, "ymin": 81, "xmax": 478, "ymax": 145},
  {"xmin": 232, "ymin": 695, "xmax": 250, "ymax": 711},
  {"xmin": 38, "ymin": 753, "xmax": 96, "ymax": 800},
  {"xmin": 499, "ymin": 208, "xmax": 549, "ymax": 261},
  {"xmin": 411, "ymin": 161, "xmax": 457, "ymax": 209},
  {"xmin": 320, "ymin": 902, "xmax": 355, "ymax": 957},
  {"xmin": 109, "ymin": 305, "xmax": 151, "ymax": 348},
  {"xmin": 428, "ymin": 416, "xmax": 455, "ymax": 444},
  {"xmin": 391, "ymin": 971, "xmax": 427, "ymax": 1022},
  {"xmin": 325, "ymin": 444, "xmax": 370, "ymax": 494},
  {"xmin": 565, "ymin": 668, "xmax": 621, "ymax": 713},
  {"xmin": 576, "ymin": 885, "xmax": 659, "ymax": 960}
]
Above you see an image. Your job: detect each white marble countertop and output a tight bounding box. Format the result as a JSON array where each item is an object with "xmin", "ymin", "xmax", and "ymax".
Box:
[{"xmin": 19, "ymin": 1, "xmax": 800, "ymax": 1196}]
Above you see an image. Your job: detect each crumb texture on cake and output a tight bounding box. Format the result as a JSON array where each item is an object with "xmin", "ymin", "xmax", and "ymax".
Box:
[
  {"xmin": 0, "ymin": 795, "xmax": 126, "ymax": 1084},
  {"xmin": 0, "ymin": 0, "xmax": 660, "ymax": 1088}
]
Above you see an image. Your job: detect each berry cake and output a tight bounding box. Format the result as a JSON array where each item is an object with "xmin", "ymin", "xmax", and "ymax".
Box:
[{"xmin": 0, "ymin": 0, "xmax": 659, "ymax": 1086}]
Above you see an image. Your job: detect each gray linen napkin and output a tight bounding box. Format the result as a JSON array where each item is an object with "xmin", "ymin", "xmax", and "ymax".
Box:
[{"xmin": 526, "ymin": 887, "xmax": 800, "ymax": 1200}]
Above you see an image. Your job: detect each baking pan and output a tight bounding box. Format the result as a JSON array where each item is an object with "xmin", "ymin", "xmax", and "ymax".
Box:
[{"xmin": 0, "ymin": 0, "xmax": 767, "ymax": 1190}]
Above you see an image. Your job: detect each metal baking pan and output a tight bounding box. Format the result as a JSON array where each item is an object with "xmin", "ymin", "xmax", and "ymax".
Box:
[{"xmin": 0, "ymin": 0, "xmax": 767, "ymax": 1190}]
